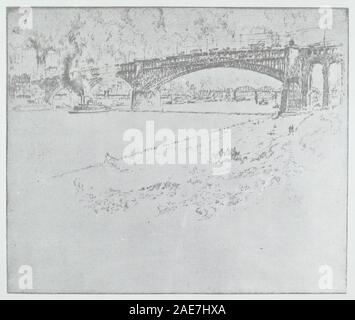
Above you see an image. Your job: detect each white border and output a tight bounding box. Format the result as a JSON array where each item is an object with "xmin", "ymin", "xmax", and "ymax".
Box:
[{"xmin": 0, "ymin": 0, "xmax": 353, "ymax": 300}]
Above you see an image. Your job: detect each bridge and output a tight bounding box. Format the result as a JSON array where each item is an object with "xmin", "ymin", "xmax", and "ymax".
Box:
[{"xmin": 43, "ymin": 41, "xmax": 344, "ymax": 113}]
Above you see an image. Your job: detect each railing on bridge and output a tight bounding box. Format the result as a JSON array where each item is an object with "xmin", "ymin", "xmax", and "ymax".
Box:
[{"xmin": 116, "ymin": 46, "xmax": 287, "ymax": 73}]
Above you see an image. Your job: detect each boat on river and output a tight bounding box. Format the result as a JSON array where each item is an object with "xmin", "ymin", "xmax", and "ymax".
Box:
[{"xmin": 68, "ymin": 103, "xmax": 111, "ymax": 114}]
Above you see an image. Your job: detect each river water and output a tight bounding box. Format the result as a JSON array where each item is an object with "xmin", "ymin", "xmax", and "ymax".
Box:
[
  {"xmin": 6, "ymin": 100, "xmax": 348, "ymax": 293},
  {"xmin": 8, "ymin": 101, "xmax": 275, "ymax": 184}
]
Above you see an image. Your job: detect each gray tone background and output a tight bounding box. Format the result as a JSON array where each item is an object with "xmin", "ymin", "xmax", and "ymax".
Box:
[{"xmin": 6, "ymin": 7, "xmax": 348, "ymax": 293}]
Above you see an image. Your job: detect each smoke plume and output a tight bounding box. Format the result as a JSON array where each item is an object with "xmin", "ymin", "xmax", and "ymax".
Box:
[{"xmin": 62, "ymin": 52, "xmax": 85, "ymax": 103}]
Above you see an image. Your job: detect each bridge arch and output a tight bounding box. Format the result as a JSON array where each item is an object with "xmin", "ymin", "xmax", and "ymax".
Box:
[
  {"xmin": 48, "ymin": 85, "xmax": 66, "ymax": 104},
  {"xmin": 48, "ymin": 85, "xmax": 76, "ymax": 106},
  {"xmin": 309, "ymin": 63, "xmax": 324, "ymax": 108},
  {"xmin": 140, "ymin": 62, "xmax": 284, "ymax": 91},
  {"xmin": 130, "ymin": 66, "xmax": 284, "ymax": 110}
]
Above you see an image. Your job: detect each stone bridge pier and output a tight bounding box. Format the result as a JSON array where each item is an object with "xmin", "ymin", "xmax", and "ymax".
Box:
[
  {"xmin": 322, "ymin": 62, "xmax": 330, "ymax": 108},
  {"xmin": 130, "ymin": 89, "xmax": 162, "ymax": 111},
  {"xmin": 280, "ymin": 73, "xmax": 313, "ymax": 113},
  {"xmin": 279, "ymin": 44, "xmax": 342, "ymax": 113}
]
